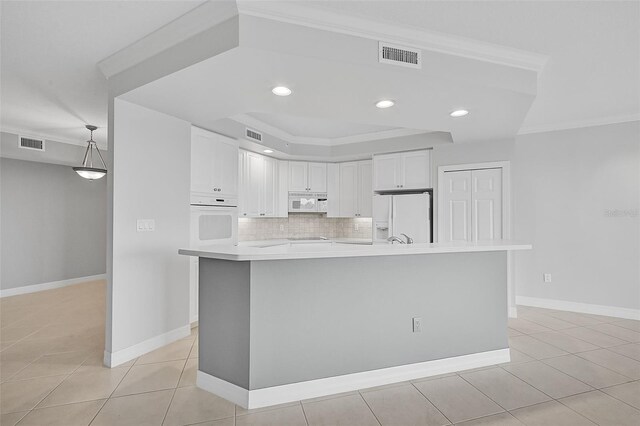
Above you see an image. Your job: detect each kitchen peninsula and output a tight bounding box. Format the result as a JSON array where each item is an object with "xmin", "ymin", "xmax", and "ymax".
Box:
[{"xmin": 179, "ymin": 240, "xmax": 531, "ymax": 409}]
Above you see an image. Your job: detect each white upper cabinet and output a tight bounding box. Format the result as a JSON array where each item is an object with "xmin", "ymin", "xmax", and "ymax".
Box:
[
  {"xmin": 289, "ymin": 161, "xmax": 327, "ymax": 192},
  {"xmin": 338, "ymin": 160, "xmax": 372, "ymax": 218},
  {"xmin": 288, "ymin": 161, "xmax": 308, "ymax": 192},
  {"xmin": 373, "ymin": 150, "xmax": 431, "ymax": 191},
  {"xmin": 191, "ymin": 127, "xmax": 238, "ymax": 196},
  {"xmin": 238, "ymin": 150, "xmax": 285, "ymax": 218},
  {"xmin": 308, "ymin": 162, "xmax": 327, "ymax": 192},
  {"xmin": 358, "ymin": 161, "xmax": 373, "ymax": 217}
]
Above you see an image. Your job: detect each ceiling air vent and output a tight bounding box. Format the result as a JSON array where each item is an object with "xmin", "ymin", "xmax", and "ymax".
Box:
[
  {"xmin": 245, "ymin": 128, "xmax": 263, "ymax": 143},
  {"xmin": 378, "ymin": 42, "xmax": 422, "ymax": 69},
  {"xmin": 18, "ymin": 135, "xmax": 45, "ymax": 151}
]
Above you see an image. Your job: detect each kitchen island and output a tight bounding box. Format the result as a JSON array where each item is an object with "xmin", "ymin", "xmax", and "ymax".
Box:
[{"xmin": 179, "ymin": 241, "xmax": 531, "ymax": 409}]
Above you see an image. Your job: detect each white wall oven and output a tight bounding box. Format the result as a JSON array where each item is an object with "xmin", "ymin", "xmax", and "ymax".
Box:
[
  {"xmin": 189, "ymin": 194, "xmax": 237, "ymax": 323},
  {"xmin": 190, "ymin": 195, "xmax": 238, "ymax": 246}
]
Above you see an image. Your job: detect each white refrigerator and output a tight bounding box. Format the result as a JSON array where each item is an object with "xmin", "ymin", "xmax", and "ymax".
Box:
[{"xmin": 373, "ymin": 193, "xmax": 431, "ymax": 243}]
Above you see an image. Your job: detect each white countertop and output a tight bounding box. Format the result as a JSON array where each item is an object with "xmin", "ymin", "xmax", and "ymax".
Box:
[{"xmin": 179, "ymin": 240, "xmax": 532, "ymax": 261}]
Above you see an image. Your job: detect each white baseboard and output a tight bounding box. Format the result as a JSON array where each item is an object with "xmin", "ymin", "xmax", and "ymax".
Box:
[
  {"xmin": 0, "ymin": 274, "xmax": 106, "ymax": 298},
  {"xmin": 104, "ymin": 324, "xmax": 191, "ymax": 368},
  {"xmin": 508, "ymin": 306, "xmax": 518, "ymax": 318},
  {"xmin": 197, "ymin": 348, "xmax": 510, "ymax": 409},
  {"xmin": 517, "ymin": 296, "xmax": 640, "ymax": 321}
]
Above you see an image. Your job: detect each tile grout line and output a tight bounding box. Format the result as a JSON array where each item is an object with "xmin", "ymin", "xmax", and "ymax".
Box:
[
  {"xmin": 356, "ymin": 391, "xmax": 383, "ymax": 426},
  {"xmin": 298, "ymin": 401, "xmax": 310, "ymax": 426},
  {"xmin": 409, "ymin": 380, "xmax": 454, "ymax": 425}
]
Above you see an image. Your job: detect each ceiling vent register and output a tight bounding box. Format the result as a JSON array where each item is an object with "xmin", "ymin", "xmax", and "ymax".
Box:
[
  {"xmin": 19, "ymin": 136, "xmax": 45, "ymax": 151},
  {"xmin": 378, "ymin": 42, "xmax": 422, "ymax": 69},
  {"xmin": 246, "ymin": 128, "xmax": 263, "ymax": 143}
]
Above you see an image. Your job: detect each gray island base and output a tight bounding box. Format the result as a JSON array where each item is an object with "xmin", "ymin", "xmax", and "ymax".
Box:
[{"xmin": 183, "ymin": 243, "xmax": 530, "ymax": 409}]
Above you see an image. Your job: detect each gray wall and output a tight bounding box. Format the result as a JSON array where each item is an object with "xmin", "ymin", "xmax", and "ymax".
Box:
[
  {"xmin": 0, "ymin": 157, "xmax": 107, "ymax": 290},
  {"xmin": 198, "ymin": 252, "xmax": 507, "ymax": 390}
]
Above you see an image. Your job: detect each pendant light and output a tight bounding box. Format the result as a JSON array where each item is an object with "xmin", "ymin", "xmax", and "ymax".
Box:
[{"xmin": 73, "ymin": 125, "xmax": 107, "ymax": 180}]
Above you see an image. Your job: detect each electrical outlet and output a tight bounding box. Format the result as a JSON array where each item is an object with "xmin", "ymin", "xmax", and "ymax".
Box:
[
  {"xmin": 279, "ymin": 224, "xmax": 285, "ymax": 231},
  {"xmin": 543, "ymin": 273, "xmax": 552, "ymax": 283},
  {"xmin": 412, "ymin": 317, "xmax": 422, "ymax": 333},
  {"xmin": 355, "ymin": 223, "xmax": 359, "ymax": 231}
]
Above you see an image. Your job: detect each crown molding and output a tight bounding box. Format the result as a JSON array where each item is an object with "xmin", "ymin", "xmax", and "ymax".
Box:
[
  {"xmin": 97, "ymin": 1, "xmax": 238, "ymax": 78},
  {"xmin": 232, "ymin": 114, "xmax": 429, "ymax": 147},
  {"xmin": 518, "ymin": 113, "xmax": 640, "ymax": 135},
  {"xmin": 236, "ymin": 1, "xmax": 549, "ymax": 73}
]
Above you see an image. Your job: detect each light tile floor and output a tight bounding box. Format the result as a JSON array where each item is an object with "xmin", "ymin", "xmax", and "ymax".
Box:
[{"xmin": 1, "ymin": 281, "xmax": 640, "ymax": 425}]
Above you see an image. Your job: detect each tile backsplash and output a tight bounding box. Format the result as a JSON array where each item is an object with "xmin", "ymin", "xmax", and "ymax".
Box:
[{"xmin": 238, "ymin": 214, "xmax": 372, "ymax": 241}]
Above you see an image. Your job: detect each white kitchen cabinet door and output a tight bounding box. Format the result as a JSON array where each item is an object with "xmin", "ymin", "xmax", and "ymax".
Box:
[
  {"xmin": 358, "ymin": 160, "xmax": 373, "ymax": 217},
  {"xmin": 326, "ymin": 163, "xmax": 340, "ymax": 217},
  {"xmin": 289, "ymin": 161, "xmax": 308, "ymax": 191},
  {"xmin": 339, "ymin": 162, "xmax": 358, "ymax": 217},
  {"xmin": 263, "ymin": 157, "xmax": 277, "ymax": 217},
  {"xmin": 401, "ymin": 150, "xmax": 430, "ymax": 190},
  {"xmin": 244, "ymin": 152, "xmax": 264, "ymax": 217},
  {"xmin": 308, "ymin": 162, "xmax": 327, "ymax": 192},
  {"xmin": 277, "ymin": 161, "xmax": 289, "ymax": 217},
  {"xmin": 191, "ymin": 128, "xmax": 238, "ymax": 196},
  {"xmin": 472, "ymin": 168, "xmax": 502, "ymax": 241},
  {"xmin": 190, "ymin": 128, "xmax": 216, "ymax": 194},
  {"xmin": 442, "ymin": 170, "xmax": 472, "ymax": 242},
  {"xmin": 212, "ymin": 134, "xmax": 239, "ymax": 196},
  {"xmin": 373, "ymin": 153, "xmax": 401, "ymax": 191}
]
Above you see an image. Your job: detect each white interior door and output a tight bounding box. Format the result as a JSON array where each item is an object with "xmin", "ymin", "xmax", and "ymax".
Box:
[
  {"xmin": 442, "ymin": 170, "xmax": 472, "ymax": 242},
  {"xmin": 472, "ymin": 168, "xmax": 502, "ymax": 241}
]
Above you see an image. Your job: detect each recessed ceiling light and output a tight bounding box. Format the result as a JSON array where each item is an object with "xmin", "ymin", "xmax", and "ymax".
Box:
[
  {"xmin": 376, "ymin": 100, "xmax": 395, "ymax": 109},
  {"xmin": 272, "ymin": 86, "xmax": 292, "ymax": 96},
  {"xmin": 263, "ymin": 149, "xmax": 274, "ymax": 154},
  {"xmin": 450, "ymin": 109, "xmax": 469, "ymax": 117}
]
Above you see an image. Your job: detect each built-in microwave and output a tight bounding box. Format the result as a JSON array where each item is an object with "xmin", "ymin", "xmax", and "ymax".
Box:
[{"xmin": 288, "ymin": 192, "xmax": 328, "ymax": 213}]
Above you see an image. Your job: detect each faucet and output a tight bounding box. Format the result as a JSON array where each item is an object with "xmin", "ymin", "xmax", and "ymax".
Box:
[
  {"xmin": 387, "ymin": 236, "xmax": 406, "ymax": 244},
  {"xmin": 400, "ymin": 233, "xmax": 414, "ymax": 244}
]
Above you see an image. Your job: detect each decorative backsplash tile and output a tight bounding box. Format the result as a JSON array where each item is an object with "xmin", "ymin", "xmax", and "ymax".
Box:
[{"xmin": 238, "ymin": 214, "xmax": 372, "ymax": 241}]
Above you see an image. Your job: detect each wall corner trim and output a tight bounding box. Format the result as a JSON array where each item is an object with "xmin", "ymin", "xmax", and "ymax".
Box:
[
  {"xmin": 197, "ymin": 348, "xmax": 510, "ymax": 409},
  {"xmin": 0, "ymin": 274, "xmax": 106, "ymax": 298},
  {"xmin": 103, "ymin": 324, "xmax": 191, "ymax": 368},
  {"xmin": 516, "ymin": 296, "xmax": 640, "ymax": 321}
]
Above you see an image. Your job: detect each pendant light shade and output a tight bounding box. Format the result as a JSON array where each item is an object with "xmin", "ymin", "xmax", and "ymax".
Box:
[{"xmin": 73, "ymin": 125, "xmax": 107, "ymax": 180}]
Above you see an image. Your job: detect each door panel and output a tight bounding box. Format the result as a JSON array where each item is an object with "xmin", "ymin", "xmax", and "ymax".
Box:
[
  {"xmin": 245, "ymin": 153, "xmax": 264, "ymax": 217},
  {"xmin": 402, "ymin": 150, "xmax": 430, "ymax": 189},
  {"xmin": 263, "ymin": 157, "xmax": 276, "ymax": 216},
  {"xmin": 373, "ymin": 154, "xmax": 400, "ymax": 191},
  {"xmin": 190, "ymin": 129, "xmax": 215, "ymax": 193},
  {"xmin": 358, "ymin": 161, "xmax": 373, "ymax": 217},
  {"xmin": 442, "ymin": 170, "xmax": 472, "ymax": 242},
  {"xmin": 289, "ymin": 161, "xmax": 308, "ymax": 191},
  {"xmin": 214, "ymin": 135, "xmax": 239, "ymax": 196},
  {"xmin": 339, "ymin": 162, "xmax": 358, "ymax": 217},
  {"xmin": 308, "ymin": 162, "xmax": 327, "ymax": 192},
  {"xmin": 472, "ymin": 168, "xmax": 502, "ymax": 241}
]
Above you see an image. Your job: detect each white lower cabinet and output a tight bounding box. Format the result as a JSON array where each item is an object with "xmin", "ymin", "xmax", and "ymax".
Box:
[
  {"xmin": 239, "ymin": 150, "xmax": 286, "ymax": 218},
  {"xmin": 338, "ymin": 160, "xmax": 372, "ymax": 218}
]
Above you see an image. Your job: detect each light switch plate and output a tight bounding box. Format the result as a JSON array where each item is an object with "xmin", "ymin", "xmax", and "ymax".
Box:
[
  {"xmin": 137, "ymin": 219, "xmax": 156, "ymax": 232},
  {"xmin": 412, "ymin": 317, "xmax": 422, "ymax": 333},
  {"xmin": 543, "ymin": 273, "xmax": 552, "ymax": 283}
]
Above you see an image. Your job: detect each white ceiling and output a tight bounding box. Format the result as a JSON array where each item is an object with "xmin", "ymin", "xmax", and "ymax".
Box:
[
  {"xmin": 1, "ymin": 0, "xmax": 638, "ymax": 149},
  {"xmin": 246, "ymin": 112, "xmax": 397, "ymax": 139},
  {"xmin": 0, "ymin": 0, "xmax": 202, "ymax": 146},
  {"xmin": 299, "ymin": 0, "xmax": 640, "ymax": 133}
]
